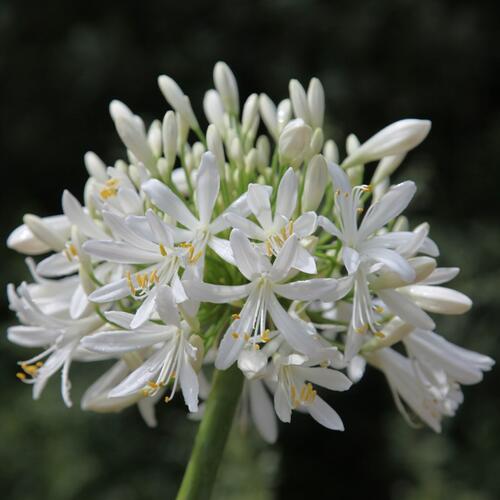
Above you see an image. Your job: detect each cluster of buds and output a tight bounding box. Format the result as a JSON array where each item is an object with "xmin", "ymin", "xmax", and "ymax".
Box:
[{"xmin": 6, "ymin": 62, "xmax": 493, "ymax": 441}]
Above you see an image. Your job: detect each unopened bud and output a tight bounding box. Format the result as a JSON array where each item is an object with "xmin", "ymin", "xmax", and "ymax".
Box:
[
  {"xmin": 307, "ymin": 77, "xmax": 325, "ymax": 128},
  {"xmin": 213, "ymin": 62, "xmax": 239, "ymax": 115},
  {"xmin": 84, "ymin": 152, "xmax": 107, "ymax": 182},
  {"xmin": 302, "ymin": 154, "xmax": 328, "ymax": 212},
  {"xmin": 278, "ymin": 118, "xmax": 313, "ymax": 168},
  {"xmin": 289, "ymin": 79, "xmax": 311, "ymax": 123}
]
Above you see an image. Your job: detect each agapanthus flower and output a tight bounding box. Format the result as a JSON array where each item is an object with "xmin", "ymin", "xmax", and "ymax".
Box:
[{"xmin": 5, "ymin": 61, "xmax": 492, "ymax": 449}]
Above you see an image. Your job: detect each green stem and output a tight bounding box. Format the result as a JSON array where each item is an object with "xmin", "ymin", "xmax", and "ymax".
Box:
[{"xmin": 176, "ymin": 365, "xmax": 244, "ymax": 500}]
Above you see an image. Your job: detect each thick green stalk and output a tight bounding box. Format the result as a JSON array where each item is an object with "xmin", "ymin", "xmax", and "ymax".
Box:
[{"xmin": 176, "ymin": 365, "xmax": 244, "ymax": 500}]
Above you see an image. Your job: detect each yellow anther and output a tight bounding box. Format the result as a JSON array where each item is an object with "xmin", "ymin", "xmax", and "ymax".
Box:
[
  {"xmin": 159, "ymin": 243, "xmax": 168, "ymax": 256},
  {"xmin": 355, "ymin": 324, "xmax": 368, "ymax": 334},
  {"xmin": 231, "ymin": 313, "xmax": 241, "ymax": 321},
  {"xmin": 288, "ymin": 220, "xmax": 294, "ymax": 235},
  {"xmin": 265, "ymin": 240, "xmax": 273, "ymax": 257},
  {"xmin": 356, "ymin": 207, "xmax": 364, "ymax": 214},
  {"xmin": 254, "ymin": 344, "xmax": 260, "ymax": 350},
  {"xmin": 21, "ymin": 363, "xmax": 38, "ymax": 376},
  {"xmin": 16, "ymin": 372, "xmax": 26, "ymax": 380},
  {"xmin": 374, "ymin": 331, "xmax": 386, "ymax": 339},
  {"xmin": 290, "ymin": 385, "xmax": 297, "ymax": 402},
  {"xmin": 231, "ymin": 332, "xmax": 240, "ymax": 340},
  {"xmin": 100, "ymin": 179, "xmax": 119, "ymax": 199},
  {"xmin": 320, "ymin": 360, "xmax": 329, "ymax": 368},
  {"xmin": 244, "ymin": 334, "xmax": 250, "ymax": 342},
  {"xmin": 261, "ymin": 329, "xmax": 270, "ymax": 343},
  {"xmin": 149, "ymin": 269, "xmax": 159, "ymax": 284},
  {"xmin": 190, "ymin": 251, "xmax": 203, "ymax": 264},
  {"xmin": 142, "ymin": 389, "xmax": 149, "ymax": 397},
  {"xmin": 361, "ymin": 184, "xmax": 372, "ymax": 193},
  {"xmin": 335, "ymin": 189, "xmax": 341, "ymax": 196},
  {"xmin": 126, "ymin": 271, "xmax": 136, "ymax": 296},
  {"xmin": 373, "ymin": 305, "xmax": 385, "ymax": 314},
  {"xmin": 36, "ymin": 361, "xmax": 44, "ymax": 367},
  {"xmin": 300, "ymin": 384, "xmax": 307, "ymax": 401},
  {"xmin": 164, "ymin": 396, "xmax": 171, "ymax": 403},
  {"xmin": 147, "ymin": 381, "xmax": 159, "ymax": 389}
]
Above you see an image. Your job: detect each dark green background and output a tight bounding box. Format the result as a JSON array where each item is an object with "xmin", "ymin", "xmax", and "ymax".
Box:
[{"xmin": 1, "ymin": 1, "xmax": 499, "ymax": 499}]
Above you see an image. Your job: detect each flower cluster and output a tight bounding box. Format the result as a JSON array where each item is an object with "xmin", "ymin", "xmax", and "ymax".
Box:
[{"xmin": 7, "ymin": 62, "xmax": 493, "ymax": 441}]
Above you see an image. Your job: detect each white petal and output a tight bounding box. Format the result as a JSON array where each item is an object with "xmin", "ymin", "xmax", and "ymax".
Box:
[
  {"xmin": 270, "ymin": 234, "xmax": 298, "ymax": 282},
  {"xmin": 208, "ymin": 236, "xmax": 236, "ymax": 265},
  {"xmin": 196, "ymin": 152, "xmax": 220, "ymax": 225},
  {"xmin": 268, "ymin": 293, "xmax": 320, "ymax": 355},
  {"xmin": 342, "ymin": 246, "xmax": 361, "ymax": 275},
  {"xmin": 274, "ymin": 278, "xmax": 338, "ymax": 301},
  {"xmin": 83, "ymin": 240, "xmax": 159, "ymax": 264},
  {"xmin": 308, "ymin": 396, "xmax": 344, "ymax": 431},
  {"xmin": 82, "ymin": 329, "xmax": 171, "ymax": 354},
  {"xmin": 318, "ymin": 215, "xmax": 343, "ymax": 240},
  {"xmin": 420, "ymin": 267, "xmax": 460, "ymax": 285},
  {"xmin": 275, "ymin": 168, "xmax": 298, "ymax": 220},
  {"xmin": 223, "ymin": 213, "xmax": 266, "ymax": 240},
  {"xmin": 37, "ymin": 252, "xmax": 79, "ymax": 277},
  {"xmin": 274, "ymin": 384, "xmax": 292, "ymax": 423},
  {"xmin": 62, "ymin": 190, "xmax": 108, "ymax": 239},
  {"xmin": 247, "ymin": 183, "xmax": 273, "ymax": 229},
  {"xmin": 130, "ymin": 291, "xmax": 158, "ymax": 328},
  {"xmin": 249, "ymin": 380, "xmax": 278, "ymax": 443},
  {"xmin": 180, "ymin": 356, "xmax": 199, "ymax": 412},
  {"xmin": 378, "ymin": 289, "xmax": 435, "ymax": 330},
  {"xmin": 70, "ymin": 284, "xmax": 90, "ymax": 319},
  {"xmin": 230, "ymin": 229, "xmax": 262, "ymax": 280},
  {"xmin": 402, "ymin": 285, "xmax": 472, "ymax": 315},
  {"xmin": 294, "ymin": 212, "xmax": 317, "ymax": 237},
  {"xmin": 293, "ymin": 245, "xmax": 317, "ymax": 274},
  {"xmin": 183, "ymin": 280, "xmax": 252, "ymax": 304},
  {"xmin": 363, "ymin": 247, "xmax": 416, "ymax": 282},
  {"xmin": 327, "ymin": 161, "xmax": 351, "ymax": 193},
  {"xmin": 142, "ymin": 179, "xmax": 198, "ymax": 229},
  {"xmin": 209, "ymin": 192, "xmax": 253, "ymax": 234},
  {"xmin": 155, "ymin": 286, "xmax": 181, "ymax": 326},
  {"xmin": 297, "ymin": 367, "xmax": 352, "ymax": 391},
  {"xmin": 358, "ymin": 181, "xmax": 416, "ymax": 239},
  {"xmin": 89, "ymin": 278, "xmax": 130, "ymax": 303}
]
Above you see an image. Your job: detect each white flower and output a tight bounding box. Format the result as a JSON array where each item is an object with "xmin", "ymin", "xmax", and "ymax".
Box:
[
  {"xmin": 224, "ymin": 168, "xmax": 317, "ymax": 272},
  {"xmin": 142, "ymin": 152, "xmax": 248, "ymax": 271},
  {"xmin": 82, "ymin": 286, "xmax": 201, "ymax": 412},
  {"xmin": 369, "ymin": 337, "xmax": 493, "ymax": 432},
  {"xmin": 185, "ymin": 230, "xmax": 339, "ymax": 368},
  {"xmin": 83, "ymin": 209, "xmax": 187, "ymax": 328},
  {"xmin": 8, "ymin": 282, "xmax": 103, "ymax": 406},
  {"xmin": 272, "ymin": 351, "xmax": 352, "ymax": 430},
  {"xmin": 278, "ymin": 119, "xmax": 313, "ymax": 168}
]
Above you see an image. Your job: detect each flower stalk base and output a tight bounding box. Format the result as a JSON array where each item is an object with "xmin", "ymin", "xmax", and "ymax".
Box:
[{"xmin": 176, "ymin": 365, "xmax": 244, "ymax": 500}]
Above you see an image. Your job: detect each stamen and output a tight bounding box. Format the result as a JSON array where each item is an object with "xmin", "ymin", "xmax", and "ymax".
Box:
[
  {"xmin": 261, "ymin": 329, "xmax": 270, "ymax": 343},
  {"xmin": 231, "ymin": 313, "xmax": 240, "ymax": 320},
  {"xmin": 231, "ymin": 332, "xmax": 240, "ymax": 340},
  {"xmin": 159, "ymin": 243, "xmax": 168, "ymax": 256},
  {"xmin": 126, "ymin": 271, "xmax": 136, "ymax": 296}
]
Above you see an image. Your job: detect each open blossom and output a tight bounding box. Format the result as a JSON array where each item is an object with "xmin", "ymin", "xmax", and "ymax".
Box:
[{"xmin": 5, "ymin": 61, "xmax": 492, "ymax": 441}]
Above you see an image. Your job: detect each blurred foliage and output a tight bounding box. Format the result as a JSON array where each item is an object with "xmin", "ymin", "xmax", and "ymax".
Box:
[{"xmin": 1, "ymin": 0, "xmax": 499, "ymax": 499}]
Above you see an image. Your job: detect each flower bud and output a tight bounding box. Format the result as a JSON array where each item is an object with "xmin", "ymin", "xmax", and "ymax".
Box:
[
  {"xmin": 342, "ymin": 119, "xmax": 431, "ymax": 168},
  {"xmin": 256, "ymin": 135, "xmax": 271, "ymax": 168},
  {"xmin": 176, "ymin": 112, "xmax": 190, "ymax": 153},
  {"xmin": 84, "ymin": 152, "xmax": 107, "ymax": 182},
  {"xmin": 277, "ymin": 98, "xmax": 292, "ymax": 132},
  {"xmin": 242, "ymin": 93, "xmax": 259, "ymax": 135},
  {"xmin": 109, "ymin": 100, "xmax": 157, "ymax": 173},
  {"xmin": 309, "ymin": 127, "xmax": 324, "ymax": 156},
  {"xmin": 23, "ymin": 214, "xmax": 67, "ymax": 252},
  {"xmin": 307, "ymin": 77, "xmax": 325, "ymax": 128},
  {"xmin": 278, "ymin": 118, "xmax": 313, "ymax": 168},
  {"xmin": 147, "ymin": 120, "xmax": 162, "ymax": 157},
  {"xmin": 158, "ymin": 75, "xmax": 200, "ymax": 130},
  {"xmin": 213, "ymin": 62, "xmax": 239, "ymax": 115},
  {"xmin": 302, "ymin": 154, "xmax": 328, "ymax": 212},
  {"xmin": 401, "ymin": 285, "xmax": 472, "ymax": 315},
  {"xmin": 371, "ymin": 153, "xmax": 406, "ymax": 185},
  {"xmin": 259, "ymin": 93, "xmax": 278, "ymax": 140},
  {"xmin": 192, "ymin": 142, "xmax": 206, "ymax": 169},
  {"xmin": 323, "ymin": 139, "xmax": 339, "ymax": 163},
  {"xmin": 7, "ymin": 215, "xmax": 70, "ymax": 255},
  {"xmin": 362, "ymin": 318, "xmax": 414, "ymax": 352},
  {"xmin": 207, "ymin": 124, "xmax": 225, "ymax": 174},
  {"xmin": 289, "ymin": 79, "xmax": 311, "ymax": 123},
  {"xmin": 238, "ymin": 348, "xmax": 267, "ymax": 379},
  {"xmin": 162, "ymin": 111, "xmax": 178, "ymax": 170},
  {"xmin": 203, "ymin": 89, "xmax": 226, "ymax": 134}
]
